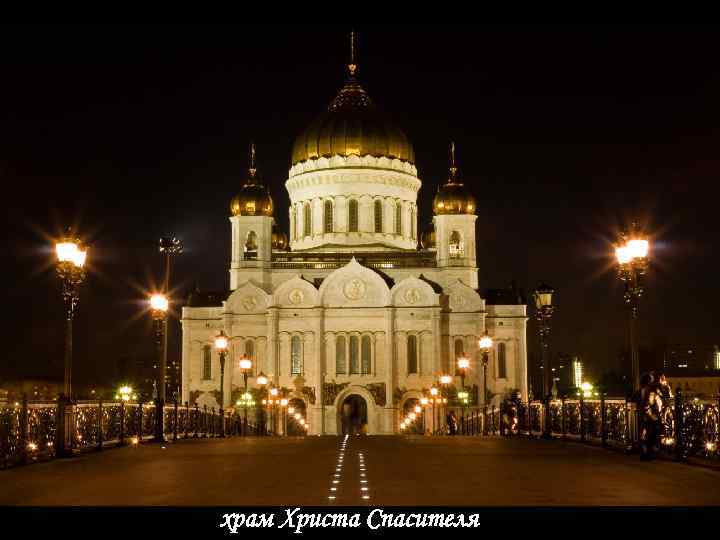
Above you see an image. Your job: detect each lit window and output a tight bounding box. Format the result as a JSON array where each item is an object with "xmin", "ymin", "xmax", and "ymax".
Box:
[
  {"xmin": 291, "ymin": 336, "xmax": 302, "ymax": 374},
  {"xmin": 395, "ymin": 202, "xmax": 402, "ymax": 235},
  {"xmin": 407, "ymin": 335, "xmax": 418, "ymax": 374},
  {"xmin": 374, "ymin": 200, "xmax": 383, "ymax": 233},
  {"xmin": 336, "ymin": 336, "xmax": 346, "ymax": 374},
  {"xmin": 202, "ymin": 345, "xmax": 212, "ymax": 380},
  {"xmin": 324, "ymin": 200, "xmax": 333, "ymax": 233},
  {"xmin": 498, "ymin": 343, "xmax": 507, "ymax": 379},
  {"xmin": 449, "ymin": 230, "xmax": 464, "ymax": 258},
  {"xmin": 348, "ymin": 199, "xmax": 358, "ymax": 232},
  {"xmin": 350, "ymin": 336, "xmax": 360, "ymax": 374},
  {"xmin": 361, "ymin": 336, "xmax": 371, "ymax": 375},
  {"xmin": 303, "ymin": 203, "xmax": 312, "ymax": 237}
]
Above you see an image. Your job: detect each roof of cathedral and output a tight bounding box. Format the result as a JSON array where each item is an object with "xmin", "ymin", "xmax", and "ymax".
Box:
[
  {"xmin": 483, "ymin": 285, "xmax": 526, "ymax": 305},
  {"xmin": 433, "ymin": 142, "xmax": 477, "ymax": 216},
  {"xmin": 230, "ymin": 143, "xmax": 274, "ymax": 217},
  {"xmin": 186, "ymin": 289, "xmax": 228, "ymax": 307},
  {"xmin": 290, "ymin": 33, "xmax": 414, "ymax": 166}
]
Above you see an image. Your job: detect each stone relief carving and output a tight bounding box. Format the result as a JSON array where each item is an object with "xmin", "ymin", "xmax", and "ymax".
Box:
[
  {"xmin": 288, "ymin": 289, "xmax": 304, "ymax": 305},
  {"xmin": 301, "ymin": 386, "xmax": 316, "ymax": 405},
  {"xmin": 323, "ymin": 382, "xmax": 350, "ymax": 405},
  {"xmin": 404, "ymin": 288, "xmax": 421, "ymax": 304},
  {"xmin": 343, "ymin": 278, "xmax": 366, "ymax": 300},
  {"xmin": 365, "ymin": 382, "xmax": 387, "ymax": 406},
  {"xmin": 241, "ymin": 296, "xmax": 257, "ymax": 311}
]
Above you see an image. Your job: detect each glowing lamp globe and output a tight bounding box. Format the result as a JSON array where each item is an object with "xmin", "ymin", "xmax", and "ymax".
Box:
[
  {"xmin": 239, "ymin": 358, "xmax": 252, "ymax": 371},
  {"xmin": 479, "ymin": 334, "xmax": 493, "ymax": 350},
  {"xmin": 214, "ymin": 331, "xmax": 228, "ymax": 351},
  {"xmin": 458, "ymin": 357, "xmax": 470, "ymax": 370},
  {"xmin": 150, "ymin": 293, "xmax": 169, "ymax": 312}
]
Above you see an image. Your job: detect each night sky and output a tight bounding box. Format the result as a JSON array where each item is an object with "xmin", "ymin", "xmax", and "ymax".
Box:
[{"xmin": 3, "ymin": 24, "xmax": 719, "ymax": 388}]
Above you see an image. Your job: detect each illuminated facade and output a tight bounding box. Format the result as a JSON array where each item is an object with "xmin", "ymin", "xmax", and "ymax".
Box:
[{"xmin": 181, "ymin": 44, "xmax": 528, "ymax": 435}]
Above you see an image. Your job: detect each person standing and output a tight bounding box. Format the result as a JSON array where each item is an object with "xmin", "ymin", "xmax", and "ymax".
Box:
[{"xmin": 639, "ymin": 373, "xmax": 660, "ymax": 460}]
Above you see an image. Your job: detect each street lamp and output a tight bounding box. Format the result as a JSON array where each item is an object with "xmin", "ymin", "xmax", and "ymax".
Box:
[
  {"xmin": 149, "ymin": 293, "xmax": 169, "ymax": 442},
  {"xmin": 257, "ymin": 372, "xmax": 268, "ymax": 435},
  {"xmin": 214, "ymin": 330, "xmax": 229, "ymax": 438},
  {"xmin": 615, "ymin": 222, "xmax": 649, "ymax": 393},
  {"xmin": 478, "ymin": 331, "xmax": 493, "ymax": 407},
  {"xmin": 457, "ymin": 355, "xmax": 470, "ymax": 434},
  {"xmin": 269, "ymin": 386, "xmax": 279, "ymax": 435},
  {"xmin": 238, "ymin": 355, "xmax": 252, "ymax": 435},
  {"xmin": 534, "ymin": 282, "xmax": 555, "ymax": 439},
  {"xmin": 430, "ymin": 386, "xmax": 439, "ymax": 435},
  {"xmin": 159, "ymin": 236, "xmax": 183, "ymax": 402},
  {"xmin": 54, "ymin": 234, "xmax": 87, "ymax": 456}
]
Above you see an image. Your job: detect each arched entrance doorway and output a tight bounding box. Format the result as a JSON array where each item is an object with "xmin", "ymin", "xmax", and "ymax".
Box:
[
  {"xmin": 287, "ymin": 398, "xmax": 307, "ymax": 436},
  {"xmin": 340, "ymin": 394, "xmax": 368, "ymax": 435}
]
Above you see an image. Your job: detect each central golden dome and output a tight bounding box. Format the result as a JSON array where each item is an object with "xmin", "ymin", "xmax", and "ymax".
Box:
[{"xmin": 291, "ymin": 75, "xmax": 414, "ymax": 166}]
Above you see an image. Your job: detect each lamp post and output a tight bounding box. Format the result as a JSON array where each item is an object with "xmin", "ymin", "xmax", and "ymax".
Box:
[
  {"xmin": 214, "ymin": 330, "xmax": 229, "ymax": 438},
  {"xmin": 430, "ymin": 386, "xmax": 439, "ymax": 435},
  {"xmin": 615, "ymin": 223, "xmax": 649, "ymax": 393},
  {"xmin": 54, "ymin": 234, "xmax": 88, "ymax": 457},
  {"xmin": 238, "ymin": 355, "xmax": 252, "ymax": 435},
  {"xmin": 534, "ymin": 282, "xmax": 555, "ymax": 439},
  {"xmin": 280, "ymin": 398, "xmax": 289, "ymax": 436},
  {"xmin": 439, "ymin": 374, "xmax": 451, "ymax": 433},
  {"xmin": 150, "ymin": 293, "xmax": 169, "ymax": 442},
  {"xmin": 420, "ymin": 397, "xmax": 429, "ymax": 435},
  {"xmin": 457, "ymin": 356, "xmax": 470, "ymax": 433},
  {"xmin": 257, "ymin": 372, "xmax": 268, "ymax": 435},
  {"xmin": 159, "ymin": 236, "xmax": 183, "ymax": 400}
]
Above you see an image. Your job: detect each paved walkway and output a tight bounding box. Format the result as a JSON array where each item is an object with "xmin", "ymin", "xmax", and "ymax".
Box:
[{"xmin": 3, "ymin": 436, "xmax": 720, "ymax": 506}]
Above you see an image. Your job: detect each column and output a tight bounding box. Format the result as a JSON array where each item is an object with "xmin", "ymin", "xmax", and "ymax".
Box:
[
  {"xmin": 432, "ymin": 307, "xmax": 442, "ymax": 375},
  {"xmin": 266, "ymin": 308, "xmax": 279, "ymax": 380},
  {"xmin": 384, "ymin": 308, "xmax": 395, "ymax": 434},
  {"xmin": 313, "ymin": 307, "xmax": 325, "ymax": 435}
]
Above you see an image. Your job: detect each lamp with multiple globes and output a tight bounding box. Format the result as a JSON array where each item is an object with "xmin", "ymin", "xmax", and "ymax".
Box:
[
  {"xmin": 615, "ymin": 222, "xmax": 650, "ymax": 392},
  {"xmin": 55, "ymin": 234, "xmax": 88, "ymax": 457}
]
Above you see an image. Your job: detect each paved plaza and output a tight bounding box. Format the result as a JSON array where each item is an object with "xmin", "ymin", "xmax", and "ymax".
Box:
[{"xmin": 3, "ymin": 436, "xmax": 720, "ymax": 506}]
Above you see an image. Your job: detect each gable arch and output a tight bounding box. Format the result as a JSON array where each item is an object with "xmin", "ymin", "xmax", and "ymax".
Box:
[
  {"xmin": 224, "ymin": 281, "xmax": 270, "ymax": 314},
  {"xmin": 389, "ymin": 276, "xmax": 440, "ymax": 307},
  {"xmin": 273, "ymin": 275, "xmax": 319, "ymax": 308},
  {"xmin": 318, "ymin": 257, "xmax": 391, "ymax": 308},
  {"xmin": 446, "ymin": 279, "xmax": 484, "ymax": 313}
]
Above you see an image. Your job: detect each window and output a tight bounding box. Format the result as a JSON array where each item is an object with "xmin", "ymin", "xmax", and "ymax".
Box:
[
  {"xmin": 291, "ymin": 336, "xmax": 302, "ymax": 375},
  {"xmin": 324, "ymin": 200, "xmax": 333, "ymax": 233},
  {"xmin": 407, "ymin": 335, "xmax": 418, "ymax": 374},
  {"xmin": 348, "ymin": 199, "xmax": 358, "ymax": 232},
  {"xmin": 374, "ymin": 199, "xmax": 383, "ymax": 233},
  {"xmin": 303, "ymin": 203, "xmax": 312, "ymax": 237},
  {"xmin": 395, "ymin": 201, "xmax": 402, "ymax": 235},
  {"xmin": 361, "ymin": 336, "xmax": 371, "ymax": 375},
  {"xmin": 410, "ymin": 207, "xmax": 416, "ymax": 239},
  {"xmin": 455, "ymin": 339, "xmax": 464, "ymax": 375},
  {"xmin": 290, "ymin": 211, "xmax": 296, "ymax": 241},
  {"xmin": 449, "ymin": 230, "xmax": 464, "ymax": 258},
  {"xmin": 202, "ymin": 345, "xmax": 212, "ymax": 380},
  {"xmin": 336, "ymin": 336, "xmax": 347, "ymax": 374},
  {"xmin": 245, "ymin": 231, "xmax": 257, "ymax": 251},
  {"xmin": 349, "ymin": 335, "xmax": 360, "ymax": 374},
  {"xmin": 498, "ymin": 342, "xmax": 507, "ymax": 379}
]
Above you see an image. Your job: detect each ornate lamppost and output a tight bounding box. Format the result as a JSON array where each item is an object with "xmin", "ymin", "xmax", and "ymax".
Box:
[
  {"xmin": 268, "ymin": 386, "xmax": 279, "ymax": 435},
  {"xmin": 159, "ymin": 236, "xmax": 183, "ymax": 401},
  {"xmin": 54, "ymin": 234, "xmax": 88, "ymax": 457},
  {"xmin": 214, "ymin": 330, "xmax": 229, "ymax": 438},
  {"xmin": 457, "ymin": 355, "xmax": 470, "ymax": 434},
  {"xmin": 478, "ymin": 331, "xmax": 493, "ymax": 435},
  {"xmin": 429, "ymin": 386, "xmax": 439, "ymax": 435},
  {"xmin": 439, "ymin": 374, "xmax": 451, "ymax": 433},
  {"xmin": 238, "ymin": 354, "xmax": 252, "ymax": 435},
  {"xmin": 615, "ymin": 223, "xmax": 649, "ymax": 393},
  {"xmin": 150, "ymin": 293, "xmax": 169, "ymax": 442},
  {"xmin": 256, "ymin": 372, "xmax": 268, "ymax": 435},
  {"xmin": 420, "ymin": 397, "xmax": 429, "ymax": 435},
  {"xmin": 534, "ymin": 282, "xmax": 555, "ymax": 439}
]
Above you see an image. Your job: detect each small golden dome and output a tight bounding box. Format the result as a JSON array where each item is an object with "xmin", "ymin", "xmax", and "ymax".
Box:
[
  {"xmin": 420, "ymin": 223, "xmax": 436, "ymax": 250},
  {"xmin": 230, "ymin": 143, "xmax": 274, "ymax": 217},
  {"xmin": 433, "ymin": 142, "xmax": 476, "ymax": 216},
  {"xmin": 271, "ymin": 223, "xmax": 288, "ymax": 251}
]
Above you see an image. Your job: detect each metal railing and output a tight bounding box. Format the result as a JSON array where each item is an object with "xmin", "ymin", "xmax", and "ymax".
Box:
[{"xmin": 0, "ymin": 397, "xmax": 259, "ymax": 470}]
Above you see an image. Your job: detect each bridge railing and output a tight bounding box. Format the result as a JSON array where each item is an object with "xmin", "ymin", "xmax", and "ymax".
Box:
[{"xmin": 0, "ymin": 397, "xmax": 260, "ymax": 469}]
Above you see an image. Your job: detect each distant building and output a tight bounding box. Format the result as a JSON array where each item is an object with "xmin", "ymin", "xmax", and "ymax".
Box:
[
  {"xmin": 666, "ymin": 376, "xmax": 720, "ymax": 399},
  {"xmin": 662, "ymin": 345, "xmax": 720, "ymax": 375},
  {"xmin": 572, "ymin": 357, "xmax": 584, "ymax": 388},
  {"xmin": 714, "ymin": 345, "xmax": 720, "ymax": 371}
]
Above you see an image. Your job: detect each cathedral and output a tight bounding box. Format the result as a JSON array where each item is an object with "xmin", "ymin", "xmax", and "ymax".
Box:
[{"xmin": 181, "ymin": 39, "xmax": 528, "ymax": 435}]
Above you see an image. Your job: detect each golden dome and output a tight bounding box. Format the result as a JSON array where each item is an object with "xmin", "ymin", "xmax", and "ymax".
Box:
[
  {"xmin": 291, "ymin": 62, "xmax": 414, "ymax": 166},
  {"xmin": 420, "ymin": 223, "xmax": 436, "ymax": 250},
  {"xmin": 230, "ymin": 143, "xmax": 274, "ymax": 217},
  {"xmin": 271, "ymin": 223, "xmax": 288, "ymax": 251},
  {"xmin": 433, "ymin": 142, "xmax": 476, "ymax": 216}
]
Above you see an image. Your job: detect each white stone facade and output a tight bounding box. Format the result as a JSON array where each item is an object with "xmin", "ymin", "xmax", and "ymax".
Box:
[{"xmin": 182, "ymin": 153, "xmax": 528, "ymax": 435}]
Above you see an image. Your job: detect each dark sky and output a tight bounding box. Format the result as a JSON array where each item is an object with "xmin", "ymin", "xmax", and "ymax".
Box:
[{"xmin": 3, "ymin": 24, "xmax": 719, "ymax": 387}]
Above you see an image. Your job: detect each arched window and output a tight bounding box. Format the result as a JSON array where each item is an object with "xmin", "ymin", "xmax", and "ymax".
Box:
[
  {"xmin": 245, "ymin": 231, "xmax": 257, "ymax": 251},
  {"xmin": 407, "ymin": 335, "xmax": 418, "ymax": 374},
  {"xmin": 291, "ymin": 336, "xmax": 302, "ymax": 375},
  {"xmin": 336, "ymin": 336, "xmax": 346, "ymax": 374},
  {"xmin": 455, "ymin": 339, "xmax": 464, "ymax": 375},
  {"xmin": 324, "ymin": 200, "xmax": 333, "ymax": 233},
  {"xmin": 410, "ymin": 207, "xmax": 416, "ymax": 239},
  {"xmin": 348, "ymin": 199, "xmax": 358, "ymax": 232},
  {"xmin": 374, "ymin": 199, "xmax": 383, "ymax": 233},
  {"xmin": 349, "ymin": 335, "xmax": 360, "ymax": 374},
  {"xmin": 449, "ymin": 230, "xmax": 464, "ymax": 258},
  {"xmin": 395, "ymin": 201, "xmax": 402, "ymax": 235},
  {"xmin": 202, "ymin": 345, "xmax": 212, "ymax": 380},
  {"xmin": 303, "ymin": 203, "xmax": 312, "ymax": 237},
  {"xmin": 498, "ymin": 342, "xmax": 507, "ymax": 379},
  {"xmin": 290, "ymin": 210, "xmax": 296, "ymax": 241},
  {"xmin": 361, "ymin": 336, "xmax": 371, "ymax": 375}
]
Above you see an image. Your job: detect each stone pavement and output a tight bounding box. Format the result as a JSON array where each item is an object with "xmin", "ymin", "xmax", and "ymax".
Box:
[{"xmin": 3, "ymin": 435, "xmax": 720, "ymax": 506}]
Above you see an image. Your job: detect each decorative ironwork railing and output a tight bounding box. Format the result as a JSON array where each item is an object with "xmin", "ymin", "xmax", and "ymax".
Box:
[{"xmin": 0, "ymin": 398, "xmax": 262, "ymax": 470}]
